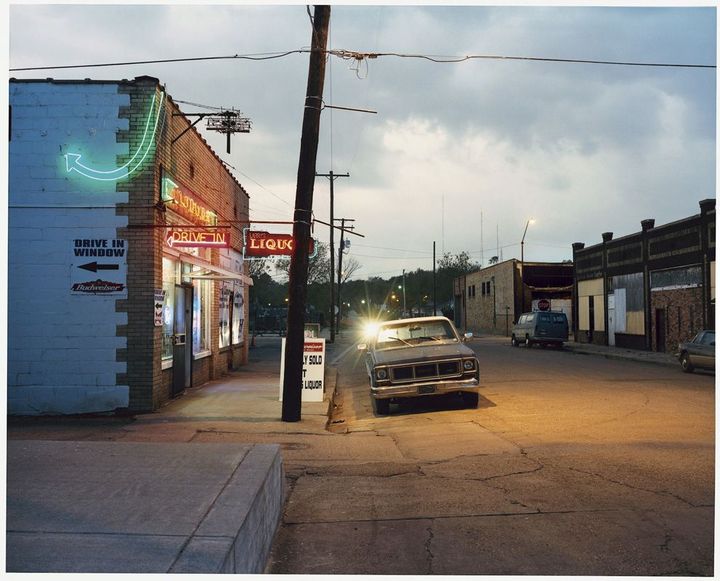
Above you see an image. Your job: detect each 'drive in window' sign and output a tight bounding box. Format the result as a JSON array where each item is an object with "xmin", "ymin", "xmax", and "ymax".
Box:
[{"xmin": 70, "ymin": 238, "xmax": 128, "ymax": 296}]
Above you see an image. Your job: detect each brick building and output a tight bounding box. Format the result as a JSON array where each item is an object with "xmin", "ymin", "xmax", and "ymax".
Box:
[
  {"xmin": 454, "ymin": 260, "xmax": 574, "ymax": 336},
  {"xmin": 8, "ymin": 76, "xmax": 252, "ymax": 414},
  {"xmin": 572, "ymin": 199, "xmax": 715, "ymax": 352}
]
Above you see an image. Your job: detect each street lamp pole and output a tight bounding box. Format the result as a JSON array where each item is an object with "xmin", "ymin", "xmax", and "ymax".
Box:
[
  {"xmin": 402, "ymin": 269, "xmax": 406, "ymax": 314},
  {"xmin": 520, "ymin": 218, "xmax": 534, "ymax": 313}
]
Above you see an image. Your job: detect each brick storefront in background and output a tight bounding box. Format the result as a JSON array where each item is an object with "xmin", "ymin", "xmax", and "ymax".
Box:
[
  {"xmin": 574, "ymin": 200, "xmax": 715, "ymax": 351},
  {"xmin": 9, "ymin": 76, "xmax": 251, "ymax": 414},
  {"xmin": 650, "ymin": 288, "xmax": 705, "ymax": 353}
]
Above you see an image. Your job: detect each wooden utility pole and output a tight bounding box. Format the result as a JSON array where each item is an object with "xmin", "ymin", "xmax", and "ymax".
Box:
[
  {"xmin": 282, "ymin": 5, "xmax": 330, "ymax": 422},
  {"xmin": 316, "ymin": 170, "xmax": 349, "ymax": 343},
  {"xmin": 335, "ymin": 217, "xmax": 354, "ymax": 331},
  {"xmin": 433, "ymin": 241, "xmax": 437, "ymax": 316}
]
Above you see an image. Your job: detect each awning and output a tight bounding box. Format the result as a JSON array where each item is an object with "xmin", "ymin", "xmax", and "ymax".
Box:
[{"xmin": 165, "ymin": 250, "xmax": 253, "ymax": 286}]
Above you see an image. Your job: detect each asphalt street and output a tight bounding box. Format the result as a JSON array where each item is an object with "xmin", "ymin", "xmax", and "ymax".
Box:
[
  {"xmin": 267, "ymin": 334, "xmax": 714, "ymax": 575},
  {"xmin": 7, "ymin": 333, "xmax": 714, "ymax": 575}
]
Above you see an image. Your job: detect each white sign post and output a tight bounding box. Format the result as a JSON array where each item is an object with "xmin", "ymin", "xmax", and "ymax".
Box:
[{"xmin": 279, "ymin": 338, "xmax": 325, "ymax": 402}]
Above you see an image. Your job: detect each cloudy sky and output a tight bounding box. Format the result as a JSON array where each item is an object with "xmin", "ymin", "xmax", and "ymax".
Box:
[{"xmin": 7, "ymin": 3, "xmax": 716, "ymax": 280}]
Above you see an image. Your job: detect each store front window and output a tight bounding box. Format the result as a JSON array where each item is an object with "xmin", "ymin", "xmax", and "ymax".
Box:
[
  {"xmin": 219, "ymin": 282, "xmax": 232, "ymax": 349},
  {"xmin": 232, "ymin": 284, "xmax": 245, "ymax": 345},
  {"xmin": 192, "ymin": 277, "xmax": 212, "ymax": 356},
  {"xmin": 162, "ymin": 257, "xmax": 178, "ymax": 361}
]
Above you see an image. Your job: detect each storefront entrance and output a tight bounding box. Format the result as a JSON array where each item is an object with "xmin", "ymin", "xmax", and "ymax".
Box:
[
  {"xmin": 655, "ymin": 308, "xmax": 666, "ymax": 353},
  {"xmin": 172, "ymin": 284, "xmax": 193, "ymax": 396}
]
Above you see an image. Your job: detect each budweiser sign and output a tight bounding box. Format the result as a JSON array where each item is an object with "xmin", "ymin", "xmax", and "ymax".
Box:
[
  {"xmin": 245, "ymin": 231, "xmax": 315, "ymax": 258},
  {"xmin": 71, "ymin": 279, "xmax": 125, "ymax": 294}
]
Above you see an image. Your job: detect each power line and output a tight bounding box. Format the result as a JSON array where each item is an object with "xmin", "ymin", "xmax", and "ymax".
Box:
[
  {"xmin": 219, "ymin": 160, "xmax": 293, "ymax": 209},
  {"xmin": 173, "ymin": 99, "xmax": 224, "ymax": 111},
  {"xmin": 354, "ymin": 243, "xmax": 431, "ymax": 255},
  {"xmin": 330, "ymin": 49, "xmax": 716, "ymax": 69},
  {"xmin": 9, "ymin": 50, "xmax": 308, "ymax": 72},
  {"xmin": 10, "ymin": 48, "xmax": 715, "ymax": 72}
]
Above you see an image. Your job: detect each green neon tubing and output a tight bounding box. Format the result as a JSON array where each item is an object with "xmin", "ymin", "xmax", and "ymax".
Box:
[{"xmin": 64, "ymin": 91, "xmax": 165, "ymax": 181}]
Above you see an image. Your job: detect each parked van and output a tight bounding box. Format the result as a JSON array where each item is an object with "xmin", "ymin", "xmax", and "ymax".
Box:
[{"xmin": 511, "ymin": 311, "xmax": 569, "ymax": 348}]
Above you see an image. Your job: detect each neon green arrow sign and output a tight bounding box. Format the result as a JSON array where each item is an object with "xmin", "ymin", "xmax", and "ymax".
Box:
[{"xmin": 64, "ymin": 91, "xmax": 165, "ymax": 182}]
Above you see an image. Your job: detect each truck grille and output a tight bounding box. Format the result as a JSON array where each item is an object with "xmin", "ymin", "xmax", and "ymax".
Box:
[{"xmin": 390, "ymin": 359, "xmax": 461, "ymax": 383}]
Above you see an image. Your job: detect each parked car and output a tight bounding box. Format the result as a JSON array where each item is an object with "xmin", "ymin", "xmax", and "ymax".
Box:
[
  {"xmin": 511, "ymin": 311, "xmax": 569, "ymax": 348},
  {"xmin": 676, "ymin": 330, "xmax": 715, "ymax": 373},
  {"xmin": 358, "ymin": 316, "xmax": 480, "ymax": 415}
]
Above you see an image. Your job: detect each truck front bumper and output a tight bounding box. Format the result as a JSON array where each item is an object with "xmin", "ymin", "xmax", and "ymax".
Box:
[{"xmin": 371, "ymin": 377, "xmax": 480, "ymax": 400}]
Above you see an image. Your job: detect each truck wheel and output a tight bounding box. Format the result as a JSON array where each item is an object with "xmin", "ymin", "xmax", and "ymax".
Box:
[
  {"xmin": 525, "ymin": 336, "xmax": 533, "ymax": 348},
  {"xmin": 511, "ymin": 336, "xmax": 519, "ymax": 347},
  {"xmin": 374, "ymin": 398, "xmax": 390, "ymax": 415},
  {"xmin": 680, "ymin": 353, "xmax": 694, "ymax": 373}
]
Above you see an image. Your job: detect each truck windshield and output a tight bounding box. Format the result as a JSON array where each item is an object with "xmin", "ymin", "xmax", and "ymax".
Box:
[{"xmin": 375, "ymin": 320, "xmax": 458, "ymax": 349}]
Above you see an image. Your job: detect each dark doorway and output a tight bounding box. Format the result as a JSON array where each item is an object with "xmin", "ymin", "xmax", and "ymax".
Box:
[
  {"xmin": 172, "ymin": 284, "xmax": 193, "ymax": 396},
  {"xmin": 655, "ymin": 308, "xmax": 666, "ymax": 352}
]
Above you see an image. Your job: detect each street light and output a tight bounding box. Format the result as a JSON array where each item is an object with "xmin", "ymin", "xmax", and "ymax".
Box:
[{"xmin": 520, "ymin": 218, "xmax": 535, "ymax": 313}]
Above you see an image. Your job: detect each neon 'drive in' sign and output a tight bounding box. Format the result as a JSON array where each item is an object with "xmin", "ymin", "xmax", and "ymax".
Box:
[
  {"xmin": 166, "ymin": 229, "xmax": 229, "ymax": 249},
  {"xmin": 245, "ymin": 230, "xmax": 316, "ymax": 258}
]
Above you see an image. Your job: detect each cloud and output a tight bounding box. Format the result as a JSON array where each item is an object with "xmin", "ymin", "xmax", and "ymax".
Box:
[{"xmin": 8, "ymin": 4, "xmax": 716, "ymax": 278}]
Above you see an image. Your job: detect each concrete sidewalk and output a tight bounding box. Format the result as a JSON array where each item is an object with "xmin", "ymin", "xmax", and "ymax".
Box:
[
  {"xmin": 6, "ymin": 333, "xmax": 352, "ymax": 574},
  {"xmin": 471, "ymin": 333, "xmax": 679, "ymax": 368},
  {"xmin": 563, "ymin": 339, "xmax": 678, "ymax": 367}
]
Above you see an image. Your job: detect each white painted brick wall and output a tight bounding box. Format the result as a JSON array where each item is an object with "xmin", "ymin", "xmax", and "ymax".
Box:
[{"xmin": 9, "ymin": 82, "xmax": 131, "ymax": 414}]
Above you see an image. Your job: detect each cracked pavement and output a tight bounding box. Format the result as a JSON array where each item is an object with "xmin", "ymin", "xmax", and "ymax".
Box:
[
  {"xmin": 267, "ymin": 335, "xmax": 714, "ymax": 575},
  {"xmin": 8, "ymin": 334, "xmax": 712, "ymax": 575}
]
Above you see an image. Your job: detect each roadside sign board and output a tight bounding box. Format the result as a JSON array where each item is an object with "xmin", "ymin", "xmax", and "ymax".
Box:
[
  {"xmin": 154, "ymin": 289, "xmax": 166, "ymax": 326},
  {"xmin": 279, "ymin": 338, "xmax": 325, "ymax": 402},
  {"xmin": 71, "ymin": 238, "xmax": 127, "ymax": 296}
]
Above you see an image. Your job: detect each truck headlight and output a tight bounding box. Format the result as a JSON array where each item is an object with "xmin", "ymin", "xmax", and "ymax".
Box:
[
  {"xmin": 376, "ymin": 368, "xmax": 388, "ymax": 380},
  {"xmin": 463, "ymin": 359, "xmax": 475, "ymax": 371}
]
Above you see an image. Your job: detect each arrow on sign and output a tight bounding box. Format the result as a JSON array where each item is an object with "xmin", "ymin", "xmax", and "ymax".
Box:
[
  {"xmin": 79, "ymin": 262, "xmax": 120, "ymax": 273},
  {"xmin": 64, "ymin": 91, "xmax": 165, "ymax": 182}
]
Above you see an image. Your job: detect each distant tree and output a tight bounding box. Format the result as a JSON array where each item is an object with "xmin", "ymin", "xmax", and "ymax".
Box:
[
  {"xmin": 340, "ymin": 256, "xmax": 362, "ymax": 283},
  {"xmin": 438, "ymin": 251, "xmax": 478, "ymax": 273},
  {"xmin": 247, "ymin": 257, "xmax": 274, "ymax": 278},
  {"xmin": 435, "ymin": 251, "xmax": 480, "ymax": 307},
  {"xmin": 275, "ymin": 240, "xmax": 331, "ymax": 285}
]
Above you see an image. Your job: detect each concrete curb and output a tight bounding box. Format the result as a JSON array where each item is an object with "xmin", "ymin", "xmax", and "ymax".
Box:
[
  {"xmin": 563, "ymin": 345, "xmax": 678, "ymax": 368},
  {"xmin": 323, "ymin": 366, "xmax": 339, "ymax": 430},
  {"xmin": 471, "ymin": 334, "xmax": 679, "ymax": 369},
  {"xmin": 171, "ymin": 444, "xmax": 284, "ymax": 573}
]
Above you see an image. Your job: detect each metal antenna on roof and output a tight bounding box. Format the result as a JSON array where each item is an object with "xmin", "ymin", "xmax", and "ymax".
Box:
[
  {"xmin": 172, "ymin": 107, "xmax": 252, "ymax": 154},
  {"xmin": 206, "ymin": 109, "xmax": 252, "ymax": 154}
]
